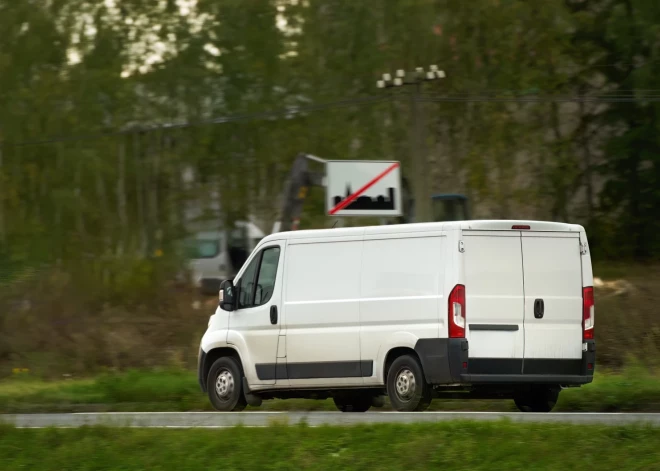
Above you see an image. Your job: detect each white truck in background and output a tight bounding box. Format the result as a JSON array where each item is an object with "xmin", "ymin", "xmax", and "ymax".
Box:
[{"xmin": 186, "ymin": 221, "xmax": 265, "ymax": 295}]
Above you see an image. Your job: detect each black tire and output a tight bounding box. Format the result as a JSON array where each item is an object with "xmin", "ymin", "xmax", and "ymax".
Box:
[
  {"xmin": 514, "ymin": 386, "xmax": 560, "ymax": 413},
  {"xmin": 207, "ymin": 356, "xmax": 247, "ymax": 412},
  {"xmin": 371, "ymin": 395, "xmax": 386, "ymax": 408},
  {"xmin": 386, "ymin": 354, "xmax": 432, "ymax": 412},
  {"xmin": 333, "ymin": 393, "xmax": 372, "ymax": 412}
]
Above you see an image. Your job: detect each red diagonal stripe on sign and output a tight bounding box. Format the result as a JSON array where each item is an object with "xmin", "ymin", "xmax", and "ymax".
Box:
[{"xmin": 329, "ymin": 162, "xmax": 400, "ymax": 215}]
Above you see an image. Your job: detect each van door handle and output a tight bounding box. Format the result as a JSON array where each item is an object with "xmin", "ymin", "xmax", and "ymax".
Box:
[
  {"xmin": 534, "ymin": 299, "xmax": 545, "ymax": 319},
  {"xmin": 270, "ymin": 306, "xmax": 278, "ymax": 325}
]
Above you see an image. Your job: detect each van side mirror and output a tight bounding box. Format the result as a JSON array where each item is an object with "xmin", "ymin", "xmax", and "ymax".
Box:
[{"xmin": 219, "ymin": 279, "xmax": 236, "ymax": 311}]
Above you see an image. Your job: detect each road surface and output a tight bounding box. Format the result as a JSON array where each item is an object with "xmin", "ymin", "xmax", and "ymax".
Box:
[{"xmin": 3, "ymin": 412, "xmax": 660, "ymax": 428}]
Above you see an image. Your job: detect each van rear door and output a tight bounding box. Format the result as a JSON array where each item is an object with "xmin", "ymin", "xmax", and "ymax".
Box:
[
  {"xmin": 463, "ymin": 231, "xmax": 525, "ymax": 374},
  {"xmin": 521, "ymin": 232, "xmax": 583, "ymax": 373}
]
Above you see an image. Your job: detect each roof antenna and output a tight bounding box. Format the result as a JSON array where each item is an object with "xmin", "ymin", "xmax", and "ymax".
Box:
[{"xmin": 332, "ymin": 220, "xmax": 339, "ymax": 228}]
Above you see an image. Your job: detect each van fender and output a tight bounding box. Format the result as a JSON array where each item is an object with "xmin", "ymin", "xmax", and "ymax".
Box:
[
  {"xmin": 198, "ymin": 329, "xmax": 244, "ymax": 393},
  {"xmin": 375, "ymin": 332, "xmax": 420, "ymax": 383},
  {"xmin": 201, "ymin": 329, "xmax": 230, "ymax": 353},
  {"xmin": 226, "ymin": 330, "xmax": 259, "ymax": 384},
  {"xmin": 377, "ymin": 332, "xmax": 469, "ymax": 385}
]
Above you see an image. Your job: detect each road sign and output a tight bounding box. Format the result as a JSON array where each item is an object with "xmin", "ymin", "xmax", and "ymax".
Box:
[{"xmin": 326, "ymin": 160, "xmax": 402, "ymax": 216}]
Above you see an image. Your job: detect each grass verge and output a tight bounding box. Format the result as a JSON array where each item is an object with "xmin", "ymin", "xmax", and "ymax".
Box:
[
  {"xmin": 1, "ymin": 422, "xmax": 660, "ymax": 470},
  {"xmin": 2, "ymin": 365, "xmax": 660, "ymax": 413}
]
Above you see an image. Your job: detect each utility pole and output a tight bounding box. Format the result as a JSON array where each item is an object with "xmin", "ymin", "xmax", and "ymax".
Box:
[{"xmin": 377, "ymin": 66, "xmax": 446, "ymax": 223}]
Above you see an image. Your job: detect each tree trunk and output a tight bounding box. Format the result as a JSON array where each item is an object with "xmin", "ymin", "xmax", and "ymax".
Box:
[
  {"xmin": 75, "ymin": 150, "xmax": 85, "ymax": 237},
  {"xmin": 578, "ymin": 99, "xmax": 594, "ymax": 223},
  {"xmin": 116, "ymin": 136, "xmax": 128, "ymax": 255},
  {"xmin": 149, "ymin": 131, "xmax": 162, "ymax": 252},
  {"xmin": 133, "ymin": 132, "xmax": 148, "ymax": 256},
  {"xmin": 0, "ymin": 143, "xmax": 5, "ymax": 245}
]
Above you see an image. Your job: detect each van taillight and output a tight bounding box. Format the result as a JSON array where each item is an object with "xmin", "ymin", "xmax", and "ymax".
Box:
[
  {"xmin": 583, "ymin": 286, "xmax": 595, "ymax": 340},
  {"xmin": 449, "ymin": 284, "xmax": 466, "ymax": 338}
]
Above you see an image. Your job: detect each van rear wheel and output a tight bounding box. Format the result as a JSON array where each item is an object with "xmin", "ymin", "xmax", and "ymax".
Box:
[
  {"xmin": 514, "ymin": 386, "xmax": 560, "ymax": 413},
  {"xmin": 387, "ymin": 355, "xmax": 432, "ymax": 412},
  {"xmin": 333, "ymin": 392, "xmax": 372, "ymax": 412}
]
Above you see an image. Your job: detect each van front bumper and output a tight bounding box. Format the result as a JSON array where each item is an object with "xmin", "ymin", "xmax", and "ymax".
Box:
[
  {"xmin": 198, "ymin": 348, "xmax": 208, "ymax": 392},
  {"xmin": 415, "ymin": 338, "xmax": 595, "ymax": 386}
]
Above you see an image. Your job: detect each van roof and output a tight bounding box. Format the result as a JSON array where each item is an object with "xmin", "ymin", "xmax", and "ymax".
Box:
[{"xmin": 259, "ymin": 220, "xmax": 585, "ymax": 244}]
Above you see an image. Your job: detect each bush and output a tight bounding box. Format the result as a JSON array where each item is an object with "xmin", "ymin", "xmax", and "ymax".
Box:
[
  {"xmin": 0, "ymin": 256, "xmax": 206, "ymax": 378},
  {"xmin": 593, "ymin": 265, "xmax": 660, "ymax": 369},
  {"xmin": 1, "ymin": 262, "xmax": 660, "ymax": 376}
]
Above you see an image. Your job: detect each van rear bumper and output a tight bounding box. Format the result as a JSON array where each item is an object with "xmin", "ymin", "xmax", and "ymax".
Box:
[
  {"xmin": 459, "ymin": 374, "xmax": 593, "ymax": 385},
  {"xmin": 415, "ymin": 338, "xmax": 595, "ymax": 386}
]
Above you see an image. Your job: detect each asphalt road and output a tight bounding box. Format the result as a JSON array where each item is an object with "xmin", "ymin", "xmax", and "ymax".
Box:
[{"xmin": 3, "ymin": 412, "xmax": 660, "ymax": 428}]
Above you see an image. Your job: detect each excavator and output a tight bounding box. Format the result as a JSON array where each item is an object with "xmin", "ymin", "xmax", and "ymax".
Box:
[{"xmin": 272, "ymin": 153, "xmax": 470, "ymax": 233}]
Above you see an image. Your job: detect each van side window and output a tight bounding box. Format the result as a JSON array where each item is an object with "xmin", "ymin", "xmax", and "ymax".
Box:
[
  {"xmin": 254, "ymin": 247, "xmax": 281, "ymax": 306},
  {"xmin": 238, "ymin": 246, "xmax": 281, "ymax": 309},
  {"xmin": 238, "ymin": 255, "xmax": 260, "ymax": 309}
]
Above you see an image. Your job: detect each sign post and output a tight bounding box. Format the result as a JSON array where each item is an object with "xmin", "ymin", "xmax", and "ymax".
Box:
[{"xmin": 326, "ymin": 160, "xmax": 402, "ymax": 217}]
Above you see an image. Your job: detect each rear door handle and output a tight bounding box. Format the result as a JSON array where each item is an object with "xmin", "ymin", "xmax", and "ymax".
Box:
[
  {"xmin": 270, "ymin": 305, "xmax": 278, "ymax": 325},
  {"xmin": 534, "ymin": 299, "xmax": 545, "ymax": 319}
]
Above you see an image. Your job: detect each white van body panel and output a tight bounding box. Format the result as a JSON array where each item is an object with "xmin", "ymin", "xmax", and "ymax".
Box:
[
  {"xmin": 200, "ymin": 307, "xmax": 230, "ymax": 351},
  {"xmin": 579, "ymin": 229, "xmax": 594, "ymax": 286},
  {"xmin": 521, "ymin": 232, "xmax": 583, "ymax": 360},
  {"xmin": 459, "ymin": 220, "xmax": 579, "ymax": 232},
  {"xmin": 283, "ymin": 234, "xmax": 364, "ymax": 388},
  {"xmin": 463, "ymin": 230, "xmax": 525, "ymax": 360},
  {"xmin": 360, "ymin": 231, "xmax": 446, "ymax": 385}
]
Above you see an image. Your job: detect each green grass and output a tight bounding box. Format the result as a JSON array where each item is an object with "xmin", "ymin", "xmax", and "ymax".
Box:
[
  {"xmin": 2, "ymin": 366, "xmax": 660, "ymax": 413},
  {"xmin": 1, "ymin": 422, "xmax": 659, "ymax": 470}
]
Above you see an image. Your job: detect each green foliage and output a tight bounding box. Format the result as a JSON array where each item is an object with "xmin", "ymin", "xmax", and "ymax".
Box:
[
  {"xmin": 93, "ymin": 369, "xmax": 201, "ymax": 404},
  {"xmin": 1, "ymin": 422, "xmax": 660, "ymax": 470},
  {"xmin": 4, "ymin": 366, "xmax": 660, "ymax": 413},
  {"xmin": 1, "ymin": 0, "xmax": 659, "ymax": 286}
]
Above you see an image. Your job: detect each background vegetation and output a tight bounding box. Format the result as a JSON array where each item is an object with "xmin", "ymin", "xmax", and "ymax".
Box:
[{"xmin": 2, "ymin": 0, "xmax": 660, "ymax": 377}]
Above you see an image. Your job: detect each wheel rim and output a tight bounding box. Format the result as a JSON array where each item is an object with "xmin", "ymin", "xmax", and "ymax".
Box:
[
  {"xmin": 395, "ymin": 368, "xmax": 416, "ymax": 401},
  {"xmin": 214, "ymin": 368, "xmax": 235, "ymax": 401}
]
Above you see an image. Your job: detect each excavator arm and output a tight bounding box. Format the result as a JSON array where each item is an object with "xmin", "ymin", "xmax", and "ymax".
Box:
[{"xmin": 272, "ymin": 153, "xmax": 325, "ymax": 233}]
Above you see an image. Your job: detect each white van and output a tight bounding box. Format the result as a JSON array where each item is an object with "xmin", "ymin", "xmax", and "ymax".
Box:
[{"xmin": 198, "ymin": 220, "xmax": 595, "ymax": 413}]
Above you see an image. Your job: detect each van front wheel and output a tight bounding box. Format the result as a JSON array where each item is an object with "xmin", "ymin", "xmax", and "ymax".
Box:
[
  {"xmin": 207, "ymin": 357, "xmax": 248, "ymax": 412},
  {"xmin": 387, "ymin": 355, "xmax": 432, "ymax": 412}
]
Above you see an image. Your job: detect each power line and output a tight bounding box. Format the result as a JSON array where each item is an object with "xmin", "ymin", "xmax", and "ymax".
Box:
[
  {"xmin": 415, "ymin": 93, "xmax": 660, "ymax": 103},
  {"xmin": 6, "ymin": 82, "xmax": 660, "ymax": 112},
  {"xmin": 5, "ymin": 90, "xmax": 660, "ymax": 148},
  {"xmin": 4, "ymin": 95, "xmax": 391, "ymax": 148}
]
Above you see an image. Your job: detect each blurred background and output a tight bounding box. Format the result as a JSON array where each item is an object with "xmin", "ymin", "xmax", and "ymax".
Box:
[{"xmin": 1, "ymin": 0, "xmax": 659, "ymax": 384}]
